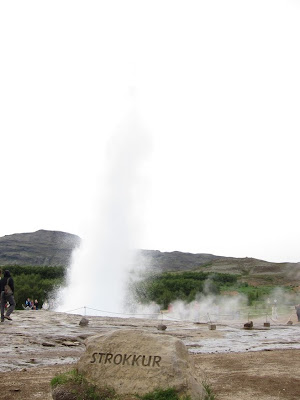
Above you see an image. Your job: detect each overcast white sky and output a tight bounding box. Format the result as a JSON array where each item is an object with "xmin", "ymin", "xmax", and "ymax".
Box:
[{"xmin": 0, "ymin": 1, "xmax": 300, "ymax": 263}]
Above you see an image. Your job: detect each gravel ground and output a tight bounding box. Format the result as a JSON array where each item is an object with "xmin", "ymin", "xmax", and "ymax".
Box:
[{"xmin": 0, "ymin": 310, "xmax": 299, "ymax": 399}]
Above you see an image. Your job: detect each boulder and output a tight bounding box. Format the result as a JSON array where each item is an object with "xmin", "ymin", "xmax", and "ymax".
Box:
[{"xmin": 77, "ymin": 329, "xmax": 204, "ymax": 399}]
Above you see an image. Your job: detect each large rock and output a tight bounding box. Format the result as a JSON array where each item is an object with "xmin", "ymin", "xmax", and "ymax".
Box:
[{"xmin": 77, "ymin": 329, "xmax": 204, "ymax": 399}]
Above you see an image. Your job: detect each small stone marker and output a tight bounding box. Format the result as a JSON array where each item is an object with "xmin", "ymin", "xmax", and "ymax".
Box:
[
  {"xmin": 244, "ymin": 321, "xmax": 253, "ymax": 329},
  {"xmin": 157, "ymin": 323, "xmax": 167, "ymax": 331},
  {"xmin": 77, "ymin": 329, "xmax": 204, "ymax": 399},
  {"xmin": 79, "ymin": 317, "xmax": 89, "ymax": 326}
]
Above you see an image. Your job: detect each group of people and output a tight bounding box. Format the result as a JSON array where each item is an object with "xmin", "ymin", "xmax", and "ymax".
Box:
[
  {"xmin": 24, "ymin": 298, "xmax": 39, "ymax": 310},
  {"xmin": 0, "ymin": 269, "xmax": 15, "ymax": 322}
]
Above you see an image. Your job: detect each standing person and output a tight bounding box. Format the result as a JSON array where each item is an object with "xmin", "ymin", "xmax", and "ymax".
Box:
[
  {"xmin": 0, "ymin": 270, "xmax": 15, "ymax": 322},
  {"xmin": 295, "ymin": 304, "xmax": 300, "ymax": 322},
  {"xmin": 0, "ymin": 269, "xmax": 2, "ymax": 311}
]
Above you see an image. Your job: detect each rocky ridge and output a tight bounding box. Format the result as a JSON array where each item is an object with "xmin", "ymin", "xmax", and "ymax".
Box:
[{"xmin": 0, "ymin": 230, "xmax": 80, "ymax": 266}]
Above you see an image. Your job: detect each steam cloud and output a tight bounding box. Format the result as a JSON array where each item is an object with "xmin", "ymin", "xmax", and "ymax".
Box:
[{"xmin": 56, "ymin": 112, "xmax": 151, "ymax": 315}]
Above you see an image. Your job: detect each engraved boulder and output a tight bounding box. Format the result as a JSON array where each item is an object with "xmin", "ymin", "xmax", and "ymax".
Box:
[{"xmin": 77, "ymin": 329, "xmax": 204, "ymax": 398}]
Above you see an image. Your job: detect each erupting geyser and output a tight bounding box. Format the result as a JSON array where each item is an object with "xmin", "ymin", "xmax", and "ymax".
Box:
[{"xmin": 56, "ymin": 112, "xmax": 151, "ymax": 316}]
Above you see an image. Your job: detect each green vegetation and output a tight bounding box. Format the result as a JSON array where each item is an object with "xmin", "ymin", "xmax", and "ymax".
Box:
[
  {"xmin": 2, "ymin": 263, "xmax": 297, "ymax": 312},
  {"xmin": 220, "ymin": 281, "xmax": 296, "ymax": 306},
  {"xmin": 51, "ymin": 369, "xmax": 83, "ymax": 387},
  {"xmin": 139, "ymin": 388, "xmax": 189, "ymax": 400},
  {"xmin": 140, "ymin": 385, "xmax": 216, "ymax": 400},
  {"xmin": 2, "ymin": 265, "xmax": 65, "ymax": 279},
  {"xmin": 134, "ymin": 270, "xmax": 298, "ymax": 310},
  {"xmin": 51, "ymin": 371, "xmax": 215, "ymax": 400},
  {"xmin": 202, "ymin": 381, "xmax": 216, "ymax": 400},
  {"xmin": 134, "ymin": 271, "xmax": 238, "ymax": 309},
  {"xmin": 196, "ymin": 262, "xmax": 213, "ymax": 269},
  {"xmin": 51, "ymin": 369, "xmax": 114, "ymax": 400},
  {"xmin": 0, "ymin": 265, "xmax": 66, "ymax": 309}
]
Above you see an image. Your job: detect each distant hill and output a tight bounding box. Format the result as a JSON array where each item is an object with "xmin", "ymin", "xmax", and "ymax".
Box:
[
  {"xmin": 0, "ymin": 230, "xmax": 80, "ymax": 267},
  {"xmin": 135, "ymin": 250, "xmax": 300, "ymax": 285},
  {"xmin": 0, "ymin": 230, "xmax": 299, "ymax": 286},
  {"xmin": 135, "ymin": 249, "xmax": 222, "ymax": 271}
]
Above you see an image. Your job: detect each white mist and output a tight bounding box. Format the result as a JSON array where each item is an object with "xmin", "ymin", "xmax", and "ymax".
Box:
[{"xmin": 56, "ymin": 112, "xmax": 151, "ymax": 315}]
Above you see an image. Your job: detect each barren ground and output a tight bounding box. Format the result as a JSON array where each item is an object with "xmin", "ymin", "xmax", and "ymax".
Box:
[{"xmin": 0, "ymin": 310, "xmax": 299, "ymax": 400}]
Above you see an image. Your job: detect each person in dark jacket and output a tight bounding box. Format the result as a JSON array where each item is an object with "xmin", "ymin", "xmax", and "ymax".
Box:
[{"xmin": 0, "ymin": 270, "xmax": 16, "ymax": 322}]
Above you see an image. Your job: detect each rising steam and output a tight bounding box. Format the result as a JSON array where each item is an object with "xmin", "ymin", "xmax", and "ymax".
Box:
[{"xmin": 56, "ymin": 112, "xmax": 151, "ymax": 315}]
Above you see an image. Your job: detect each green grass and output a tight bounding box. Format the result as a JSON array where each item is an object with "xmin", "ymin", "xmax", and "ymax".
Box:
[
  {"xmin": 51, "ymin": 373, "xmax": 216, "ymax": 400},
  {"xmin": 139, "ymin": 388, "xmax": 187, "ymax": 400},
  {"xmin": 51, "ymin": 369, "xmax": 115, "ymax": 400},
  {"xmin": 51, "ymin": 369, "xmax": 84, "ymax": 387},
  {"xmin": 139, "ymin": 383, "xmax": 217, "ymax": 400},
  {"xmin": 202, "ymin": 381, "xmax": 216, "ymax": 400}
]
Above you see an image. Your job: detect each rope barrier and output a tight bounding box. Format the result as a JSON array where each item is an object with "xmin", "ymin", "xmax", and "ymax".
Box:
[
  {"xmin": 86, "ymin": 306, "xmax": 161, "ymax": 317},
  {"xmin": 62, "ymin": 305, "xmax": 163, "ymax": 318},
  {"xmin": 59, "ymin": 304, "xmax": 298, "ymax": 327},
  {"xmin": 63, "ymin": 307, "xmax": 86, "ymax": 314}
]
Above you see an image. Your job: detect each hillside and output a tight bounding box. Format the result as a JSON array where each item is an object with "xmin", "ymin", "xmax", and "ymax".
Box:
[
  {"xmin": 192, "ymin": 256, "xmax": 300, "ymax": 286},
  {"xmin": 135, "ymin": 249, "xmax": 222, "ymax": 271},
  {"xmin": 0, "ymin": 230, "xmax": 80, "ymax": 266},
  {"xmin": 136, "ymin": 250, "xmax": 300, "ymax": 286},
  {"xmin": 0, "ymin": 231, "xmax": 299, "ymax": 285}
]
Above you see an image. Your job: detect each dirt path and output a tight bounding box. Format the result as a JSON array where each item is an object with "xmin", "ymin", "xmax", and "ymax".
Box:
[
  {"xmin": 195, "ymin": 350, "xmax": 300, "ymax": 400},
  {"xmin": 0, "ymin": 365, "xmax": 70, "ymax": 400}
]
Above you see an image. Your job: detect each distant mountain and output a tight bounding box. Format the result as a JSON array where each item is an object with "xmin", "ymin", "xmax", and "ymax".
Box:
[
  {"xmin": 0, "ymin": 231, "xmax": 299, "ymax": 286},
  {"xmin": 0, "ymin": 230, "xmax": 80, "ymax": 266}
]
